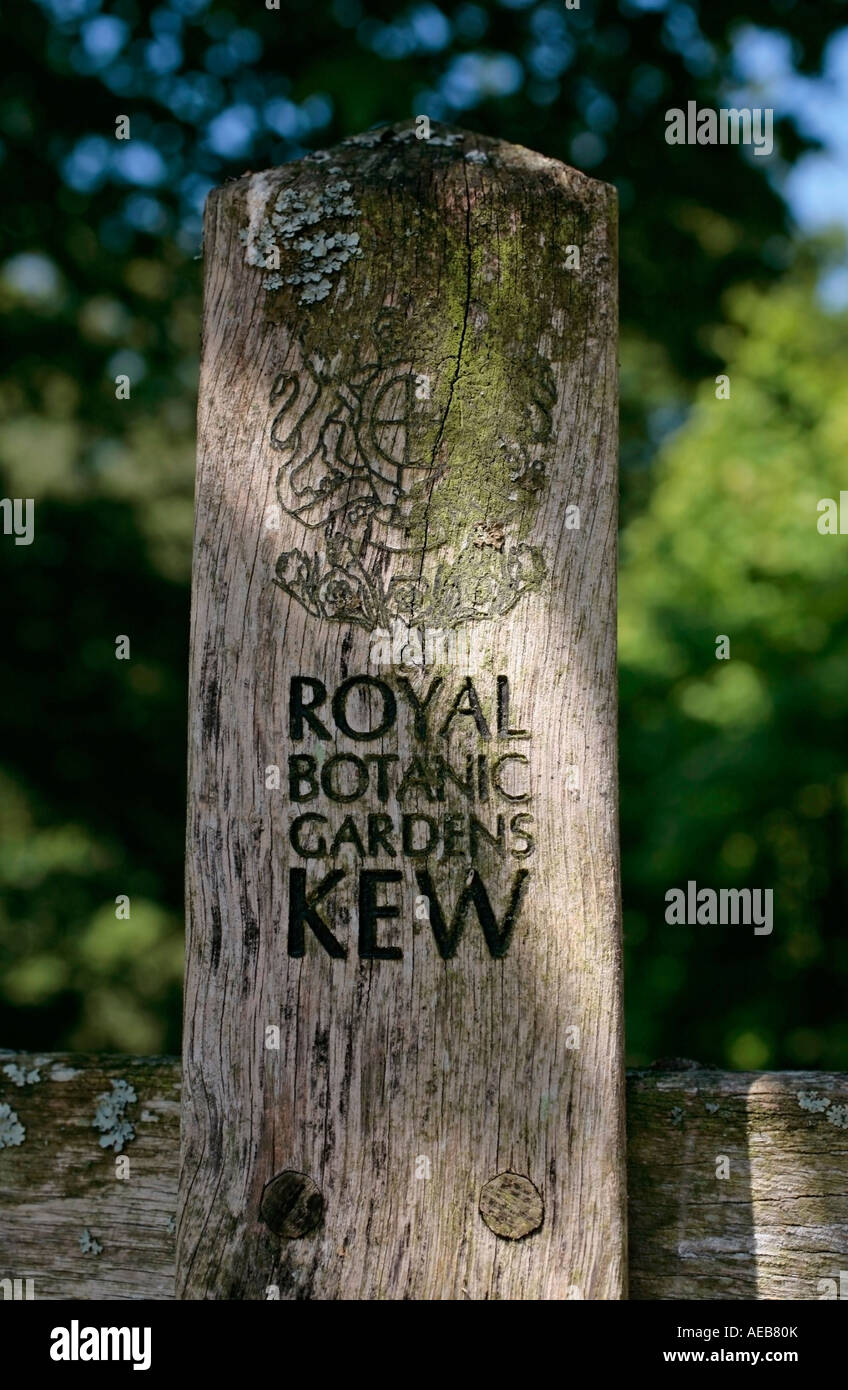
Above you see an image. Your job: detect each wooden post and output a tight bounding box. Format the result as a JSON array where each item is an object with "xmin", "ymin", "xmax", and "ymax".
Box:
[{"xmin": 178, "ymin": 122, "xmax": 624, "ymax": 1300}]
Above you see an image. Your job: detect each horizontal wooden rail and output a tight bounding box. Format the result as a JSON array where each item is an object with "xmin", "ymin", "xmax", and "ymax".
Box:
[{"xmin": 1, "ymin": 1052, "xmax": 846, "ymax": 1299}]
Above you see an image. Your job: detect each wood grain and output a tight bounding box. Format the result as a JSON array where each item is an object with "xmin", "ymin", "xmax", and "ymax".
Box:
[
  {"xmin": 180, "ymin": 121, "xmax": 624, "ymax": 1299},
  {"xmin": 0, "ymin": 1052, "xmax": 178, "ymax": 1300},
  {"xmin": 3, "ymin": 1056, "xmax": 845, "ymax": 1299},
  {"xmin": 628, "ymin": 1067, "xmax": 848, "ymax": 1299}
]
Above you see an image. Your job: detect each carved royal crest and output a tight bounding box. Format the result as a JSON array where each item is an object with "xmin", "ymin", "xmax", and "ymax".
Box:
[{"xmin": 271, "ymin": 309, "xmax": 555, "ymax": 630}]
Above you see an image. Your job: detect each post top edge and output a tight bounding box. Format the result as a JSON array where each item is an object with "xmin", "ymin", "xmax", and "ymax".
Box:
[{"xmin": 213, "ymin": 120, "xmax": 617, "ymax": 204}]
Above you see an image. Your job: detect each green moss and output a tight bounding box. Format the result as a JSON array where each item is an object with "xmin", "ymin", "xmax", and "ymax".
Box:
[{"xmin": 234, "ymin": 145, "xmax": 601, "ymax": 628}]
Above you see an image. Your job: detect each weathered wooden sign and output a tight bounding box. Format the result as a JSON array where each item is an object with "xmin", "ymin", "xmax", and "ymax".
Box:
[{"xmin": 179, "ymin": 122, "xmax": 625, "ymax": 1299}]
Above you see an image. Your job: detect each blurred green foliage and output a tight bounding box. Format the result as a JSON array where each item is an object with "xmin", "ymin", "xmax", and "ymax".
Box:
[
  {"xmin": 0, "ymin": 0, "xmax": 846, "ymax": 1064},
  {"xmin": 621, "ymin": 269, "xmax": 848, "ymax": 1069}
]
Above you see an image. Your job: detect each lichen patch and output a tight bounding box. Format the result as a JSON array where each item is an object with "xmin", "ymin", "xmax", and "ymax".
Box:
[
  {"xmin": 92, "ymin": 1078, "xmax": 138, "ymax": 1153},
  {"xmin": 240, "ymin": 174, "xmax": 362, "ymax": 302},
  {"xmin": 49, "ymin": 1064, "xmax": 79, "ymax": 1081},
  {"xmin": 798, "ymin": 1090, "xmax": 848, "ymax": 1129},
  {"xmin": 2, "ymin": 1062, "xmax": 41, "ymax": 1087},
  {"xmin": 79, "ymin": 1228, "xmax": 103, "ymax": 1256},
  {"xmin": 0, "ymin": 1101, "xmax": 25, "ymax": 1148}
]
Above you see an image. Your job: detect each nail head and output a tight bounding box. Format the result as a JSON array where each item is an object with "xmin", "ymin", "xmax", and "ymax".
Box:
[
  {"xmin": 260, "ymin": 1170, "xmax": 323, "ymax": 1238},
  {"xmin": 479, "ymin": 1172, "xmax": 544, "ymax": 1240}
]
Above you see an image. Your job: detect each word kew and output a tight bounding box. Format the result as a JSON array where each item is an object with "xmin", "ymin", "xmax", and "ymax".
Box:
[{"xmin": 289, "ymin": 864, "xmax": 528, "ymax": 961}]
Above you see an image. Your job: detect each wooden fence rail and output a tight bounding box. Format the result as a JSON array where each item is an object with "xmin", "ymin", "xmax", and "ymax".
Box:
[{"xmin": 1, "ymin": 1053, "xmax": 846, "ymax": 1299}]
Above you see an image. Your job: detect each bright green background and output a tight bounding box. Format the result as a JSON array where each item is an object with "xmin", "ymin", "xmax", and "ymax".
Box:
[{"xmin": 1, "ymin": 0, "xmax": 846, "ymax": 1067}]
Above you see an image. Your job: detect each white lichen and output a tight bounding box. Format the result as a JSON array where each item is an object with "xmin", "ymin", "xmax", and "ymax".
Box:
[
  {"xmin": 92, "ymin": 1078, "xmax": 137, "ymax": 1153},
  {"xmin": 798, "ymin": 1091, "xmax": 848, "ymax": 1128},
  {"xmin": 241, "ymin": 176, "xmax": 362, "ymax": 302},
  {"xmin": 79, "ymin": 1228, "xmax": 103, "ymax": 1256},
  {"xmin": 394, "ymin": 127, "xmax": 463, "ymax": 148},
  {"xmin": 465, "ymin": 149, "xmax": 488, "ymax": 163},
  {"xmin": 342, "ymin": 130, "xmax": 384, "ymax": 148},
  {"xmin": 49, "ymin": 1065, "xmax": 79, "ymax": 1082},
  {"xmin": 2, "ymin": 1063, "xmax": 41, "ymax": 1087},
  {"xmin": 670, "ymin": 1106, "xmax": 684, "ymax": 1127},
  {"xmin": 0, "ymin": 1102, "xmax": 25, "ymax": 1148},
  {"xmin": 798, "ymin": 1091, "xmax": 830, "ymax": 1113}
]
